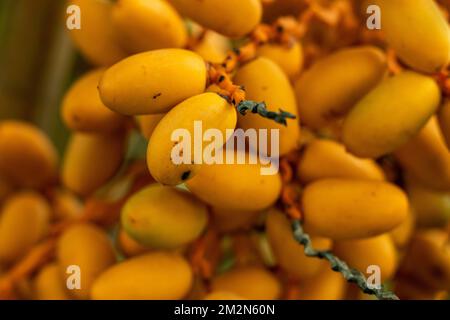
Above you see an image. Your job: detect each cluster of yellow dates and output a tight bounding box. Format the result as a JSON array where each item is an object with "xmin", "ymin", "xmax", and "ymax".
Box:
[{"xmin": 1, "ymin": 0, "xmax": 450, "ymax": 300}]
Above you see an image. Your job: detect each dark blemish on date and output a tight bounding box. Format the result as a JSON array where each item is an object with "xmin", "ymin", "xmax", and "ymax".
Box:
[
  {"xmin": 153, "ymin": 93, "xmax": 162, "ymax": 99},
  {"xmin": 181, "ymin": 171, "xmax": 191, "ymax": 181}
]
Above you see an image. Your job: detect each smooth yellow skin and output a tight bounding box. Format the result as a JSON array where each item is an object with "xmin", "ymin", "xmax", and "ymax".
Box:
[
  {"xmin": 297, "ymin": 139, "xmax": 385, "ymax": 183},
  {"xmin": 234, "ymin": 58, "xmax": 301, "ymax": 156},
  {"xmin": 374, "ymin": 0, "xmax": 450, "ymax": 73},
  {"xmin": 51, "ymin": 189, "xmax": 84, "ymax": 221},
  {"xmin": 343, "ymin": 71, "xmax": 441, "ymax": 158},
  {"xmin": 136, "ymin": 114, "xmax": 165, "ymax": 139},
  {"xmin": 211, "ymin": 207, "xmax": 261, "ymax": 233},
  {"xmin": 58, "ymin": 223, "xmax": 116, "ymax": 299},
  {"xmin": 211, "ymin": 266, "xmax": 281, "ymax": 300},
  {"xmin": 438, "ymin": 100, "xmax": 450, "ymax": 148},
  {"xmin": 395, "ymin": 117, "xmax": 450, "ymax": 191},
  {"xmin": 62, "ymin": 132, "xmax": 125, "ymax": 196},
  {"xmin": 186, "ymin": 152, "xmax": 282, "ymax": 211},
  {"xmin": 68, "ymin": 0, "xmax": 127, "ymax": 66},
  {"xmin": 33, "ymin": 263, "xmax": 70, "ymax": 300},
  {"xmin": 298, "ymin": 266, "xmax": 346, "ymax": 300},
  {"xmin": 401, "ymin": 230, "xmax": 450, "ymax": 291},
  {"xmin": 204, "ymin": 291, "xmax": 245, "ymax": 300},
  {"xmin": 0, "ymin": 192, "xmax": 50, "ymax": 263},
  {"xmin": 121, "ymin": 185, "xmax": 208, "ymax": 249},
  {"xmin": 266, "ymin": 209, "xmax": 332, "ymax": 281},
  {"xmin": 334, "ymin": 235, "xmax": 398, "ymax": 281},
  {"xmin": 112, "ymin": 0, "xmax": 187, "ymax": 54},
  {"xmin": 389, "ymin": 210, "xmax": 415, "ymax": 248},
  {"xmin": 147, "ymin": 93, "xmax": 237, "ymax": 185},
  {"xmin": 302, "ymin": 179, "xmax": 409, "ymax": 240},
  {"xmin": 294, "ymin": 46, "xmax": 386, "ymax": 129},
  {"xmin": 99, "ymin": 49, "xmax": 207, "ymax": 115},
  {"xmin": 257, "ymin": 42, "xmax": 303, "ymax": 79},
  {"xmin": 406, "ymin": 177, "xmax": 450, "ymax": 228},
  {"xmin": 62, "ymin": 69, "xmax": 125, "ymax": 133},
  {"xmin": 0, "ymin": 121, "xmax": 58, "ymax": 188},
  {"xmin": 193, "ymin": 31, "xmax": 231, "ymax": 64},
  {"xmin": 117, "ymin": 228, "xmax": 151, "ymax": 258},
  {"xmin": 170, "ymin": 0, "xmax": 262, "ymax": 38},
  {"xmin": 91, "ymin": 252, "xmax": 192, "ymax": 300}
]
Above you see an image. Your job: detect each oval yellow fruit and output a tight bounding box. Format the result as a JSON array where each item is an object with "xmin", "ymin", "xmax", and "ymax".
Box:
[
  {"xmin": 257, "ymin": 42, "xmax": 303, "ymax": 79},
  {"xmin": 294, "ymin": 46, "xmax": 386, "ymax": 129},
  {"xmin": 33, "ymin": 263, "xmax": 70, "ymax": 300},
  {"xmin": 68, "ymin": 0, "xmax": 127, "ymax": 66},
  {"xmin": 211, "ymin": 207, "xmax": 261, "ymax": 233},
  {"xmin": 51, "ymin": 189, "xmax": 84, "ymax": 221},
  {"xmin": 99, "ymin": 49, "xmax": 207, "ymax": 115},
  {"xmin": 91, "ymin": 252, "xmax": 192, "ymax": 299},
  {"xmin": 0, "ymin": 192, "xmax": 51, "ymax": 263},
  {"xmin": 298, "ymin": 266, "xmax": 346, "ymax": 300},
  {"xmin": 297, "ymin": 139, "xmax": 385, "ymax": 183},
  {"xmin": 58, "ymin": 223, "xmax": 116, "ymax": 299},
  {"xmin": 266, "ymin": 209, "xmax": 331, "ymax": 281},
  {"xmin": 147, "ymin": 93, "xmax": 237, "ymax": 185},
  {"xmin": 136, "ymin": 114, "xmax": 165, "ymax": 140},
  {"xmin": 62, "ymin": 69, "xmax": 125, "ymax": 133},
  {"xmin": 117, "ymin": 228, "xmax": 151, "ymax": 258},
  {"xmin": 121, "ymin": 185, "xmax": 208, "ymax": 249},
  {"xmin": 111, "ymin": 0, "xmax": 187, "ymax": 54},
  {"xmin": 234, "ymin": 57, "xmax": 301, "ymax": 156},
  {"xmin": 170, "ymin": 0, "xmax": 262, "ymax": 38},
  {"xmin": 211, "ymin": 266, "xmax": 281, "ymax": 300},
  {"xmin": 302, "ymin": 179, "xmax": 409, "ymax": 240},
  {"xmin": 0, "ymin": 121, "xmax": 58, "ymax": 188},
  {"xmin": 343, "ymin": 71, "xmax": 440, "ymax": 158},
  {"xmin": 62, "ymin": 132, "xmax": 125, "ymax": 196},
  {"xmin": 374, "ymin": 0, "xmax": 450, "ymax": 73},
  {"xmin": 193, "ymin": 30, "xmax": 231, "ymax": 64},
  {"xmin": 438, "ymin": 100, "xmax": 450, "ymax": 148}
]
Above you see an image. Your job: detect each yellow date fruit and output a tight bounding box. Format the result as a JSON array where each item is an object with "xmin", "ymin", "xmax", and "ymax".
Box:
[
  {"xmin": 0, "ymin": 192, "xmax": 51, "ymax": 263},
  {"xmin": 51, "ymin": 189, "xmax": 84, "ymax": 221},
  {"xmin": 211, "ymin": 207, "xmax": 261, "ymax": 233},
  {"xmin": 169, "ymin": 0, "xmax": 262, "ymax": 38},
  {"xmin": 62, "ymin": 132, "xmax": 125, "ymax": 196},
  {"xmin": 266, "ymin": 209, "xmax": 331, "ymax": 281},
  {"xmin": 234, "ymin": 58, "xmax": 301, "ymax": 156},
  {"xmin": 62, "ymin": 69, "xmax": 125, "ymax": 133},
  {"xmin": 33, "ymin": 263, "xmax": 70, "ymax": 300},
  {"xmin": 204, "ymin": 291, "xmax": 245, "ymax": 300},
  {"xmin": 147, "ymin": 93, "xmax": 237, "ymax": 185},
  {"xmin": 117, "ymin": 228, "xmax": 151, "ymax": 258},
  {"xmin": 99, "ymin": 49, "xmax": 207, "ymax": 115},
  {"xmin": 58, "ymin": 223, "xmax": 116, "ymax": 299},
  {"xmin": 257, "ymin": 42, "xmax": 303, "ymax": 79},
  {"xmin": 211, "ymin": 266, "xmax": 281, "ymax": 300},
  {"xmin": 389, "ymin": 209, "xmax": 415, "ymax": 248},
  {"xmin": 111, "ymin": 0, "xmax": 187, "ymax": 54},
  {"xmin": 294, "ymin": 46, "xmax": 386, "ymax": 129},
  {"xmin": 343, "ymin": 71, "xmax": 440, "ymax": 158},
  {"xmin": 121, "ymin": 185, "xmax": 208, "ymax": 249},
  {"xmin": 0, "ymin": 121, "xmax": 58, "ymax": 188},
  {"xmin": 91, "ymin": 252, "xmax": 192, "ymax": 299},
  {"xmin": 298, "ymin": 266, "xmax": 346, "ymax": 300},
  {"xmin": 302, "ymin": 179, "xmax": 409, "ymax": 240},
  {"xmin": 297, "ymin": 139, "xmax": 385, "ymax": 183},
  {"xmin": 438, "ymin": 100, "xmax": 450, "ymax": 148},
  {"xmin": 193, "ymin": 30, "xmax": 231, "ymax": 64},
  {"xmin": 395, "ymin": 117, "xmax": 450, "ymax": 191},
  {"xmin": 68, "ymin": 0, "xmax": 127, "ymax": 66},
  {"xmin": 136, "ymin": 114, "xmax": 165, "ymax": 140},
  {"xmin": 374, "ymin": 0, "xmax": 450, "ymax": 73}
]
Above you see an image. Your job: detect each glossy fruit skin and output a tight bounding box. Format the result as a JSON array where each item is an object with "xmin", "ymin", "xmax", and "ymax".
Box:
[
  {"xmin": 193, "ymin": 31, "xmax": 231, "ymax": 64},
  {"xmin": 136, "ymin": 114, "xmax": 165, "ymax": 140},
  {"xmin": 99, "ymin": 49, "xmax": 207, "ymax": 115},
  {"xmin": 395, "ymin": 117, "xmax": 450, "ymax": 191},
  {"xmin": 111, "ymin": 0, "xmax": 187, "ymax": 54},
  {"xmin": 211, "ymin": 266, "xmax": 281, "ymax": 300},
  {"xmin": 169, "ymin": 0, "xmax": 262, "ymax": 38},
  {"xmin": 374, "ymin": 0, "xmax": 450, "ymax": 73},
  {"xmin": 186, "ymin": 151, "xmax": 282, "ymax": 211},
  {"xmin": 91, "ymin": 252, "xmax": 193, "ymax": 300},
  {"xmin": 343, "ymin": 71, "xmax": 440, "ymax": 158},
  {"xmin": 147, "ymin": 93, "xmax": 237, "ymax": 186},
  {"xmin": 121, "ymin": 185, "xmax": 208, "ymax": 249},
  {"xmin": 62, "ymin": 69, "xmax": 125, "ymax": 133},
  {"xmin": 438, "ymin": 100, "xmax": 450, "ymax": 148},
  {"xmin": 0, "ymin": 192, "xmax": 50, "ymax": 263},
  {"xmin": 257, "ymin": 42, "xmax": 303, "ymax": 79},
  {"xmin": 0, "ymin": 121, "xmax": 58, "ymax": 188},
  {"xmin": 294, "ymin": 46, "xmax": 386, "ymax": 129},
  {"xmin": 58, "ymin": 223, "xmax": 116, "ymax": 299},
  {"xmin": 62, "ymin": 132, "xmax": 125, "ymax": 196},
  {"xmin": 33, "ymin": 263, "xmax": 70, "ymax": 300},
  {"xmin": 334, "ymin": 235, "xmax": 398, "ymax": 281},
  {"xmin": 297, "ymin": 266, "xmax": 346, "ymax": 300},
  {"xmin": 68, "ymin": 0, "xmax": 127, "ymax": 66},
  {"xmin": 302, "ymin": 179, "xmax": 409, "ymax": 240},
  {"xmin": 266, "ymin": 209, "xmax": 331, "ymax": 281},
  {"xmin": 297, "ymin": 139, "xmax": 385, "ymax": 183},
  {"xmin": 389, "ymin": 210, "xmax": 415, "ymax": 248},
  {"xmin": 234, "ymin": 58, "xmax": 301, "ymax": 156}
]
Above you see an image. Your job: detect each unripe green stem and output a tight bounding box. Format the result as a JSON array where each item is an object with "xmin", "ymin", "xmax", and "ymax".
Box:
[{"xmin": 237, "ymin": 100, "xmax": 296, "ymax": 126}]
